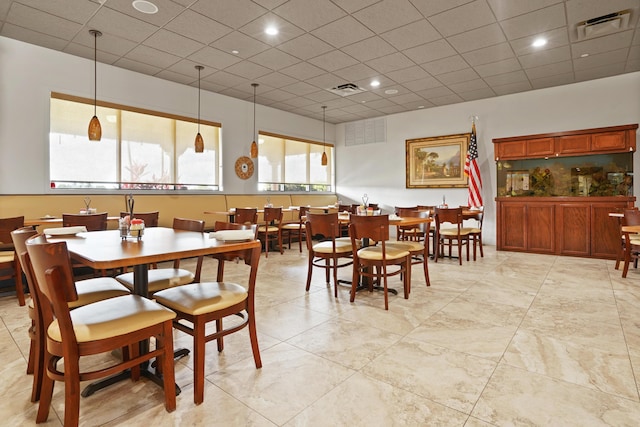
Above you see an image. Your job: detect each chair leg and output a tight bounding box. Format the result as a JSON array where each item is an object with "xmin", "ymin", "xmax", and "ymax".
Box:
[
  {"xmin": 382, "ymin": 264, "xmax": 389, "ymax": 310},
  {"xmin": 63, "ymin": 358, "xmax": 81, "ymax": 427},
  {"xmin": 160, "ymin": 322, "xmax": 176, "ymax": 411},
  {"xmin": 30, "ymin": 324, "xmax": 44, "ymax": 403},
  {"xmin": 247, "ymin": 303, "xmax": 262, "ymax": 369},
  {"xmin": 193, "ymin": 318, "xmax": 206, "ymax": 405},
  {"xmin": 350, "ymin": 263, "xmax": 359, "ymax": 303},
  {"xmin": 278, "ymin": 231, "xmax": 283, "ymax": 254},
  {"xmin": 15, "ymin": 258, "xmax": 25, "ymax": 306},
  {"xmin": 36, "ymin": 354, "xmax": 55, "ymax": 423},
  {"xmin": 305, "ymin": 254, "xmax": 314, "ymax": 291},
  {"xmin": 216, "ymin": 319, "xmax": 224, "ymax": 352},
  {"xmin": 332, "ymin": 256, "xmax": 338, "ymax": 298}
]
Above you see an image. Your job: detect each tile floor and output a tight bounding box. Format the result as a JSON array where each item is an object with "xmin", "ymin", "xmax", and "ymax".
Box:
[{"xmin": 1, "ymin": 246, "xmax": 640, "ymax": 426}]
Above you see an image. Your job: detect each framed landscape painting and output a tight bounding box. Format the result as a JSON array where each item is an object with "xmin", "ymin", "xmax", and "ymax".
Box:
[{"xmin": 406, "ymin": 133, "xmax": 470, "ymax": 188}]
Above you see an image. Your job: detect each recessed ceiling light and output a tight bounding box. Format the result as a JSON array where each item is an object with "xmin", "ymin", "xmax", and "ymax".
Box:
[
  {"xmin": 370, "ymin": 80, "xmax": 380, "ymax": 87},
  {"xmin": 265, "ymin": 26, "xmax": 279, "ymax": 36},
  {"xmin": 132, "ymin": 0, "xmax": 158, "ymax": 14},
  {"xmin": 532, "ymin": 37, "xmax": 547, "ymax": 47},
  {"xmin": 231, "ymin": 50, "xmax": 239, "ymax": 55},
  {"xmin": 384, "ymin": 89, "xmax": 398, "ymax": 95},
  {"xmin": 417, "ymin": 106, "xmax": 425, "ymax": 109},
  {"xmin": 580, "ymin": 53, "xmax": 589, "ymax": 58}
]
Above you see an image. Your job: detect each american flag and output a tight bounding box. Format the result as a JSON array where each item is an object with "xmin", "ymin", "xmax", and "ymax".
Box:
[{"xmin": 464, "ymin": 121, "xmax": 483, "ymax": 207}]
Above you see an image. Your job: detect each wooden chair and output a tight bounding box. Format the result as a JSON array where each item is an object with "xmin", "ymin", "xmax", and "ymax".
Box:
[
  {"xmin": 348, "ymin": 215, "xmax": 410, "ymax": 310},
  {"xmin": 387, "ymin": 210, "xmax": 431, "ymax": 288},
  {"xmin": 115, "ymin": 217, "xmax": 205, "ymax": 294},
  {"xmin": 11, "ymin": 227, "xmax": 130, "ymax": 403},
  {"xmin": 465, "ymin": 209, "xmax": 484, "ymax": 260},
  {"xmin": 434, "ymin": 207, "xmax": 471, "ymax": 265},
  {"xmin": 119, "ymin": 211, "xmax": 159, "ymax": 227},
  {"xmin": 281, "ymin": 206, "xmax": 308, "ymax": 252},
  {"xmin": 395, "ymin": 207, "xmax": 421, "ymax": 241},
  {"xmin": 621, "ymin": 209, "xmax": 640, "ymax": 278},
  {"xmin": 62, "ymin": 212, "xmax": 108, "ymax": 231},
  {"xmin": 304, "ymin": 212, "xmax": 356, "ymax": 297},
  {"xmin": 153, "ymin": 231, "xmax": 262, "ymax": 404},
  {"xmin": 233, "ymin": 208, "xmax": 258, "ymax": 225},
  {"xmin": 26, "ymin": 234, "xmax": 176, "ymax": 426},
  {"xmin": 257, "ymin": 206, "xmax": 283, "ymax": 257},
  {"xmin": 0, "ymin": 216, "xmax": 25, "ymax": 306},
  {"xmin": 615, "ymin": 208, "xmax": 639, "ymax": 271}
]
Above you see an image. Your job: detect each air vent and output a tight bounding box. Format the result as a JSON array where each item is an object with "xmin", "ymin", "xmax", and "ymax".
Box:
[
  {"xmin": 327, "ymin": 83, "xmax": 367, "ymax": 97},
  {"xmin": 576, "ymin": 10, "xmax": 631, "ymax": 40}
]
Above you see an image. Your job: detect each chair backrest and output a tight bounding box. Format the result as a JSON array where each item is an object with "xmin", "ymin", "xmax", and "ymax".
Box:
[
  {"xmin": 417, "ymin": 205, "xmax": 436, "ymax": 218},
  {"xmin": 263, "ymin": 207, "xmax": 283, "ymax": 224},
  {"xmin": 623, "ymin": 209, "xmax": 640, "ymax": 226},
  {"xmin": 120, "ymin": 211, "xmax": 159, "ymax": 227},
  {"xmin": 62, "ymin": 212, "xmax": 108, "ymax": 231},
  {"xmin": 435, "ymin": 207, "xmax": 463, "ymax": 234},
  {"xmin": 11, "ymin": 227, "xmax": 39, "ymax": 306},
  {"xmin": 338, "ymin": 204, "xmax": 354, "ymax": 213},
  {"xmin": 305, "ymin": 213, "xmax": 341, "ymax": 240},
  {"xmin": 349, "ymin": 214, "xmax": 390, "ymax": 242},
  {"xmin": 173, "ymin": 217, "xmax": 205, "ymax": 232},
  {"xmin": 26, "ymin": 234, "xmax": 79, "ymax": 345},
  {"xmin": 234, "ymin": 208, "xmax": 258, "ymax": 225},
  {"xmin": 395, "ymin": 207, "xmax": 418, "ymax": 216},
  {"xmin": 0, "ymin": 216, "xmax": 25, "ymax": 245},
  {"xmin": 297, "ymin": 206, "xmax": 310, "ymax": 220}
]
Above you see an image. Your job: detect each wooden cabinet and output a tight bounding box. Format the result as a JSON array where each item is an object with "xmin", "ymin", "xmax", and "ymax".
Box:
[
  {"xmin": 494, "ymin": 124, "xmax": 637, "ymax": 160},
  {"xmin": 496, "ymin": 197, "xmax": 634, "ymax": 259}
]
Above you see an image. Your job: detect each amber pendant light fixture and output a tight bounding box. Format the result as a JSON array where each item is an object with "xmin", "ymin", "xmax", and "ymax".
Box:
[
  {"xmin": 88, "ymin": 29, "xmax": 102, "ymax": 141},
  {"xmin": 194, "ymin": 65, "xmax": 204, "ymax": 153},
  {"xmin": 250, "ymin": 83, "xmax": 259, "ymax": 158},
  {"xmin": 321, "ymin": 106, "xmax": 328, "ymax": 166}
]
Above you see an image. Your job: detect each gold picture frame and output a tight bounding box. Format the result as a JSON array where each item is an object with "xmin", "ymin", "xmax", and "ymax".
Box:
[{"xmin": 406, "ymin": 133, "xmax": 470, "ymax": 188}]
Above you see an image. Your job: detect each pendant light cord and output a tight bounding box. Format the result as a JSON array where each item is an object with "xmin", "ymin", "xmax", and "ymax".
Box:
[
  {"xmin": 197, "ymin": 66, "xmax": 201, "ymax": 133},
  {"xmin": 322, "ymin": 106, "xmax": 326, "ymax": 152},
  {"xmin": 253, "ymin": 84, "xmax": 257, "ymax": 140},
  {"xmin": 93, "ymin": 31, "xmax": 97, "ymax": 117}
]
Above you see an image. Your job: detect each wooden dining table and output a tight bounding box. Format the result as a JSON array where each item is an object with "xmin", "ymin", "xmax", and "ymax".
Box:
[
  {"xmin": 48, "ymin": 227, "xmax": 261, "ymax": 396},
  {"xmin": 25, "ymin": 216, "xmax": 120, "ymax": 230}
]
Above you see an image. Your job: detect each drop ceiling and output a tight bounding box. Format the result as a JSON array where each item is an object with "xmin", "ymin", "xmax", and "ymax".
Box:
[{"xmin": 1, "ymin": 0, "xmax": 639, "ymax": 124}]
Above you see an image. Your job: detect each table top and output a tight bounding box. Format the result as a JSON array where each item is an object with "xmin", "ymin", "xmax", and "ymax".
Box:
[
  {"xmin": 49, "ymin": 227, "xmax": 260, "ymax": 270},
  {"xmin": 205, "ymin": 208, "xmax": 294, "ymax": 216},
  {"xmin": 336, "ymin": 213, "xmax": 431, "ymax": 227},
  {"xmin": 25, "ymin": 216, "xmax": 120, "ymax": 227},
  {"xmin": 622, "ymin": 225, "xmax": 640, "ymax": 233}
]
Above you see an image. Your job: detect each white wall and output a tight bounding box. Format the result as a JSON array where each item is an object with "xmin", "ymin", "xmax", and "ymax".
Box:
[
  {"xmin": 0, "ymin": 36, "xmax": 334, "ymax": 194},
  {"xmin": 335, "ymin": 71, "xmax": 640, "ymax": 245}
]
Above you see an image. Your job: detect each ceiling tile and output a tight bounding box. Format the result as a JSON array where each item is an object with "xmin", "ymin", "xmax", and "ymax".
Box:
[
  {"xmin": 530, "ymin": 72, "xmax": 575, "ymax": 89},
  {"xmin": 362, "ymin": 98, "xmax": 396, "ymax": 109},
  {"xmin": 70, "ymin": 30, "xmax": 138, "ymax": 57},
  {"xmin": 330, "ymin": 0, "xmax": 382, "ymax": 14},
  {"xmin": 210, "ymin": 31, "xmax": 270, "ymax": 59},
  {"xmin": 499, "ymin": 3, "xmax": 566, "ymax": 40},
  {"xmin": 447, "ymin": 23, "xmax": 506, "ymax": 53},
  {"xmin": 252, "ymin": 0, "xmax": 289, "ymax": 9},
  {"xmin": 277, "ymin": 33, "xmax": 334, "ymax": 60},
  {"xmin": 491, "ymin": 80, "xmax": 533, "ymax": 96},
  {"xmin": 409, "ymin": 0, "xmax": 476, "ymax": 17},
  {"xmin": 250, "ymin": 48, "xmax": 301, "ymax": 71},
  {"xmin": 571, "ymin": 30, "xmax": 635, "ymax": 58},
  {"xmin": 486, "ymin": 0, "xmax": 563, "ymax": 20},
  {"xmin": 254, "ymin": 72, "xmax": 298, "ymax": 88},
  {"xmin": 63, "ymin": 42, "xmax": 121, "ymax": 64},
  {"xmin": 463, "ymin": 42, "xmax": 514, "ymax": 66},
  {"xmin": 273, "ymin": 0, "xmax": 347, "ymax": 32},
  {"xmin": 258, "ymin": 88, "xmax": 296, "ymax": 103},
  {"xmin": 87, "ymin": 7, "xmax": 158, "ymax": 43},
  {"xmin": 104, "ymin": 0, "xmax": 185, "ymax": 27},
  {"xmin": 474, "ymin": 57, "xmax": 522, "ymax": 77},
  {"xmin": 365, "ymin": 52, "xmax": 415, "ymax": 74},
  {"xmin": 224, "ymin": 60, "xmax": 272, "ymax": 79},
  {"xmin": 430, "ymin": 93, "xmax": 465, "ymax": 105},
  {"xmin": 303, "ymin": 73, "xmax": 345, "ymax": 89},
  {"xmin": 188, "ymin": 46, "xmax": 243, "ymax": 70},
  {"xmin": 204, "ymin": 70, "xmax": 248, "ymax": 87},
  {"xmin": 402, "ymin": 39, "xmax": 457, "ymax": 64},
  {"xmin": 624, "ymin": 59, "xmax": 640, "ymax": 72},
  {"xmin": 154, "ymin": 69, "xmax": 194, "ymax": 85},
  {"xmin": 402, "ymin": 76, "xmax": 443, "ymax": 91},
  {"xmin": 6, "ymin": 2, "xmax": 81, "ymax": 40},
  {"xmin": 304, "ymin": 90, "xmax": 342, "ymax": 103},
  {"xmin": 385, "ymin": 65, "xmax": 431, "ymax": 83},
  {"xmin": 1, "ymin": 23, "xmax": 70, "ymax": 50},
  {"xmin": 422, "ymin": 55, "xmax": 469, "ymax": 75},
  {"xmin": 333, "ymin": 63, "xmax": 380, "ymax": 82},
  {"xmin": 518, "ymin": 45, "xmax": 571, "ymax": 69},
  {"xmin": 165, "ymin": 10, "xmax": 232, "ymax": 45},
  {"xmin": 483, "ymin": 70, "xmax": 528, "ymax": 86},
  {"xmin": 167, "ymin": 59, "xmax": 216, "ymax": 79},
  {"xmin": 113, "ymin": 57, "xmax": 162, "ymax": 75},
  {"xmin": 388, "ymin": 92, "xmax": 422, "ymax": 104},
  {"xmin": 341, "ymin": 36, "xmax": 397, "ymax": 62},
  {"xmin": 377, "ymin": 104, "xmax": 409, "ymax": 114},
  {"xmin": 459, "ymin": 87, "xmax": 496, "ymax": 101},
  {"xmin": 509, "ymin": 27, "xmax": 569, "ymax": 56},
  {"xmin": 380, "ymin": 19, "xmax": 442, "ymax": 50},
  {"xmin": 125, "ymin": 44, "xmax": 181, "ymax": 69},
  {"xmin": 143, "ymin": 29, "xmax": 205, "ymax": 57},
  {"xmin": 575, "ymin": 62, "xmax": 626, "ymax": 81},
  {"xmin": 16, "ymin": 0, "xmax": 99, "ymax": 24},
  {"xmin": 428, "ymin": 0, "xmax": 497, "ymax": 37},
  {"xmin": 337, "ymin": 90, "xmax": 383, "ymax": 103},
  {"xmin": 435, "ymin": 67, "xmax": 479, "ymax": 84},
  {"xmin": 278, "ymin": 97, "xmax": 316, "ymax": 108},
  {"xmin": 416, "ymin": 85, "xmax": 453, "ymax": 98},
  {"xmin": 524, "ymin": 60, "xmax": 574, "ymax": 80},
  {"xmin": 279, "ymin": 61, "xmax": 327, "ymax": 80},
  {"xmin": 353, "ymin": 0, "xmax": 422, "ymax": 34},
  {"xmin": 308, "ymin": 50, "xmax": 359, "ymax": 72},
  {"xmin": 448, "ymin": 78, "xmax": 488, "ymax": 92},
  {"xmin": 191, "ymin": 0, "xmax": 267, "ymax": 29},
  {"xmin": 311, "ymin": 16, "xmax": 375, "ymax": 48},
  {"xmin": 281, "ymin": 81, "xmax": 319, "ymax": 96},
  {"xmin": 573, "ymin": 48, "xmax": 630, "ymax": 70}
]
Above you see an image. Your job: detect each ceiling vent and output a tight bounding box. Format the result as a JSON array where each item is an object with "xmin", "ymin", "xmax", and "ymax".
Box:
[
  {"xmin": 576, "ymin": 10, "xmax": 631, "ymax": 41},
  {"xmin": 327, "ymin": 83, "xmax": 367, "ymax": 97}
]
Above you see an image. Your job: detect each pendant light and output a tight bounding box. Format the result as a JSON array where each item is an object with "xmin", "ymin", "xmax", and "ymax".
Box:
[
  {"xmin": 250, "ymin": 83, "xmax": 259, "ymax": 158},
  {"xmin": 88, "ymin": 30, "xmax": 102, "ymax": 141},
  {"xmin": 194, "ymin": 65, "xmax": 204, "ymax": 153},
  {"xmin": 321, "ymin": 106, "xmax": 328, "ymax": 166}
]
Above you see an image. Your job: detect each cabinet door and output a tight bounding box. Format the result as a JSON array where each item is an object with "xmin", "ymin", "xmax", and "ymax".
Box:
[
  {"xmin": 500, "ymin": 203, "xmax": 527, "ymax": 251},
  {"xmin": 526, "ymin": 138, "xmax": 555, "ymax": 157},
  {"xmin": 591, "ymin": 203, "xmax": 626, "ymax": 259},
  {"xmin": 495, "ymin": 141, "xmax": 526, "ymax": 160},
  {"xmin": 591, "ymin": 131, "xmax": 626, "ymax": 152},
  {"xmin": 557, "ymin": 204, "xmax": 590, "ymax": 256},
  {"xmin": 556, "ymin": 135, "xmax": 590, "ymax": 155},
  {"xmin": 527, "ymin": 204, "xmax": 555, "ymax": 254}
]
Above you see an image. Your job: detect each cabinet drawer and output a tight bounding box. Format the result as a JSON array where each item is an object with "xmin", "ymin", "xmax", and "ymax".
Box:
[
  {"xmin": 556, "ymin": 135, "xmax": 590, "ymax": 154},
  {"xmin": 591, "ymin": 131, "xmax": 626, "ymax": 152}
]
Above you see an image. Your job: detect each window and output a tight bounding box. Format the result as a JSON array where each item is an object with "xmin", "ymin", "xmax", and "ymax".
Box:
[
  {"xmin": 258, "ymin": 131, "xmax": 334, "ymax": 192},
  {"xmin": 49, "ymin": 93, "xmax": 221, "ymax": 191}
]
